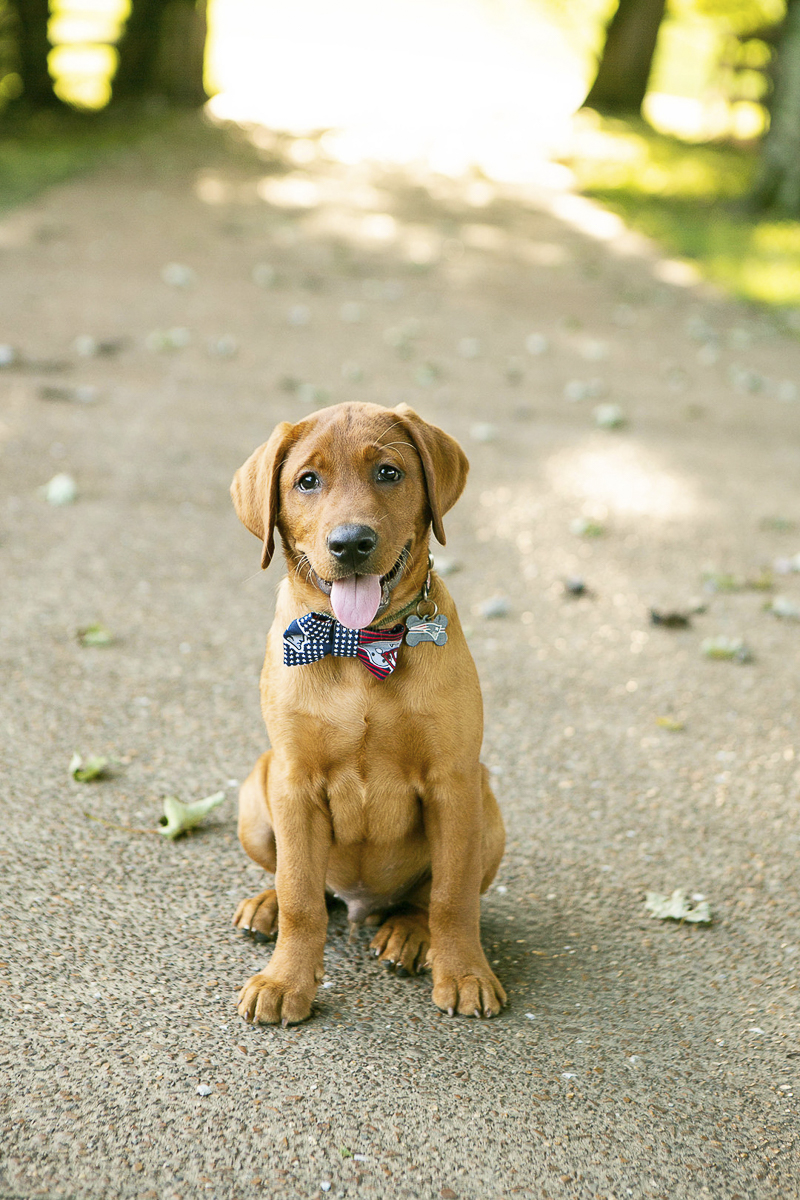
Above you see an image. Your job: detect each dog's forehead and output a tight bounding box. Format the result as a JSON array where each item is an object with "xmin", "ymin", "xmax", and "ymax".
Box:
[{"xmin": 284, "ymin": 406, "xmax": 418, "ymax": 471}]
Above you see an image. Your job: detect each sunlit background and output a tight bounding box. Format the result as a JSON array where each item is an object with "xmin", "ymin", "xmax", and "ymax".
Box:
[
  {"xmin": 48, "ymin": 0, "xmax": 771, "ymax": 151},
  {"xmin": 2, "ymin": 1, "xmax": 795, "ymax": 308}
]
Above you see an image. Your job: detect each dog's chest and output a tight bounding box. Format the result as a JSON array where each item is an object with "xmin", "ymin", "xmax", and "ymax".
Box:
[{"xmin": 325, "ymin": 761, "xmax": 423, "ymax": 846}]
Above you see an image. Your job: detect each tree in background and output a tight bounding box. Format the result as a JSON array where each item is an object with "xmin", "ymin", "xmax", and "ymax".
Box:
[
  {"xmin": 583, "ymin": 0, "xmax": 668, "ymax": 114},
  {"xmin": 5, "ymin": 0, "xmax": 65, "ymax": 110},
  {"xmin": 750, "ymin": 0, "xmax": 800, "ymax": 212},
  {"xmin": 111, "ymin": 0, "xmax": 207, "ymax": 107}
]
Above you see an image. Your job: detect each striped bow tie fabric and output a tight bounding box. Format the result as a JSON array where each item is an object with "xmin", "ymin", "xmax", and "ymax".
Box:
[{"xmin": 283, "ymin": 612, "xmax": 405, "ymax": 680}]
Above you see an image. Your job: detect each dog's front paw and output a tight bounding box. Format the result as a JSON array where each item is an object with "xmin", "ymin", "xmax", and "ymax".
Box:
[
  {"xmin": 431, "ymin": 960, "xmax": 506, "ymax": 1018},
  {"xmin": 237, "ymin": 971, "xmax": 315, "ymax": 1026}
]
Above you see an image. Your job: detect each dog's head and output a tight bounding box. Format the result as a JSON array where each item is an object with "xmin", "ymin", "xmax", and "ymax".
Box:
[{"xmin": 231, "ymin": 402, "xmax": 468, "ymax": 628}]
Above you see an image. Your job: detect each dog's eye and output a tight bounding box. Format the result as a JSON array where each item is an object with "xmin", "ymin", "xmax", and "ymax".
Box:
[
  {"xmin": 296, "ymin": 472, "xmax": 321, "ymax": 492},
  {"xmin": 376, "ymin": 464, "xmax": 403, "ymax": 484}
]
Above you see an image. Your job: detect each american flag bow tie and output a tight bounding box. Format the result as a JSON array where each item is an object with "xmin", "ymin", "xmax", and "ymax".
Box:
[{"xmin": 283, "ymin": 612, "xmax": 405, "ymax": 680}]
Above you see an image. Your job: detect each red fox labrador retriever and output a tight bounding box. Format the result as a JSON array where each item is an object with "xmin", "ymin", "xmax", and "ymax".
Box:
[{"xmin": 230, "ymin": 401, "xmax": 506, "ymax": 1024}]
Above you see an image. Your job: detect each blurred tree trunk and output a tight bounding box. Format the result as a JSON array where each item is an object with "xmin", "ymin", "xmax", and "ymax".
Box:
[
  {"xmin": 112, "ymin": 0, "xmax": 207, "ymax": 105},
  {"xmin": 583, "ymin": 0, "xmax": 668, "ymax": 115},
  {"xmin": 11, "ymin": 0, "xmax": 65, "ymax": 108},
  {"xmin": 750, "ymin": 0, "xmax": 800, "ymax": 214}
]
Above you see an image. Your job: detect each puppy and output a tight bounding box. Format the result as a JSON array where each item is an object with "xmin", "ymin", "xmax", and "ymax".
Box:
[{"xmin": 230, "ymin": 401, "xmax": 506, "ymax": 1024}]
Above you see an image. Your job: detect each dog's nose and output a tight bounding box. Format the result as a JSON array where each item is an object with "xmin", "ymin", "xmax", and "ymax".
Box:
[{"xmin": 327, "ymin": 524, "xmax": 378, "ymax": 569}]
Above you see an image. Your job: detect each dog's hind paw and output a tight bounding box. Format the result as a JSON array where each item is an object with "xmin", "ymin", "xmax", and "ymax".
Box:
[
  {"xmin": 369, "ymin": 908, "xmax": 430, "ymax": 975},
  {"xmin": 232, "ymin": 888, "xmax": 279, "ymax": 942}
]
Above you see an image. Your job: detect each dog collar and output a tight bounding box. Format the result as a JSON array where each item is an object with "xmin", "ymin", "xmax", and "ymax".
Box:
[{"xmin": 283, "ymin": 560, "xmax": 449, "ymax": 680}]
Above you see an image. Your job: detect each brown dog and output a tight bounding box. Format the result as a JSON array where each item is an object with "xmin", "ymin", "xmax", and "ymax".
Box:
[{"xmin": 230, "ymin": 401, "xmax": 506, "ymax": 1024}]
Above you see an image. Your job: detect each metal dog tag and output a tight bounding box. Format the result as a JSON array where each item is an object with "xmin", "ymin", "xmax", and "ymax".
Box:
[{"xmin": 405, "ymin": 613, "xmax": 448, "ymax": 647}]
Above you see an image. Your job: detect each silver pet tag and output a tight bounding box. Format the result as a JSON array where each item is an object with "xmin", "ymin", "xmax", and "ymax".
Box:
[{"xmin": 405, "ymin": 613, "xmax": 448, "ymax": 647}]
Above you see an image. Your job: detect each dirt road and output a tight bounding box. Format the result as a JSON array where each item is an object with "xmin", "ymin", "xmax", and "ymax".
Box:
[{"xmin": 1, "ymin": 118, "xmax": 799, "ymax": 1199}]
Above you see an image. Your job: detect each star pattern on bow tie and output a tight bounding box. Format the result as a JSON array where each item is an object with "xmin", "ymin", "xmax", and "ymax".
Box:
[{"xmin": 283, "ymin": 612, "xmax": 405, "ymax": 680}]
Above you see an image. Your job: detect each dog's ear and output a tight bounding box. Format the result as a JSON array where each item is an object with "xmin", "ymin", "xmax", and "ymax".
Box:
[
  {"xmin": 394, "ymin": 404, "xmax": 469, "ymax": 545},
  {"xmin": 231, "ymin": 422, "xmax": 295, "ymax": 568}
]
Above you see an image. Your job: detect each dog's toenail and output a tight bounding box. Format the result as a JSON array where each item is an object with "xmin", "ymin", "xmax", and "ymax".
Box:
[
  {"xmin": 447, "ymin": 1006, "xmax": 454, "ymax": 1017},
  {"xmin": 474, "ymin": 1008, "xmax": 482, "ymax": 1018}
]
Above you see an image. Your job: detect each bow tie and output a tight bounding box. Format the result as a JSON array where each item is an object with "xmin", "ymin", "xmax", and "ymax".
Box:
[{"xmin": 283, "ymin": 612, "xmax": 405, "ymax": 680}]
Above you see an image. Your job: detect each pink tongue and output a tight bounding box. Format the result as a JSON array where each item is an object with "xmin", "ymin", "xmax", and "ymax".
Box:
[{"xmin": 330, "ymin": 574, "xmax": 382, "ymax": 630}]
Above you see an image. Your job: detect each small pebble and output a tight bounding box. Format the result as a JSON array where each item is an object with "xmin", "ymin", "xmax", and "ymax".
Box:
[
  {"xmin": 433, "ymin": 557, "xmax": 462, "ymax": 576},
  {"xmin": 196, "ymin": 1084, "xmax": 213, "ymax": 1097},
  {"xmin": 458, "ymin": 336, "xmax": 481, "ymax": 359},
  {"xmin": 73, "ymin": 335, "xmax": 99, "ymax": 357},
  {"xmin": 593, "ymin": 403, "xmax": 625, "ymax": 429},
  {"xmin": 415, "ymin": 361, "xmax": 440, "ymax": 387},
  {"xmin": 697, "ymin": 343, "xmax": 719, "ymax": 366},
  {"xmin": 505, "ymin": 356, "xmax": 524, "ymax": 384},
  {"xmin": 525, "ymin": 1012, "xmax": 536, "ymax": 1020},
  {"xmin": 321, "ymin": 1184, "xmax": 331, "ymax": 1193},
  {"xmin": 470, "ymin": 422, "xmax": 499, "ymax": 443},
  {"xmin": 45, "ymin": 473, "xmax": 78, "ymax": 506},
  {"xmin": 774, "ymin": 553, "xmax": 800, "ymax": 574},
  {"xmin": 728, "ymin": 364, "xmax": 764, "ymax": 393},
  {"xmin": 252, "ymin": 263, "xmax": 277, "ymax": 288},
  {"xmin": 161, "ymin": 262, "xmax": 195, "ymax": 288},
  {"xmin": 579, "ymin": 339, "xmax": 609, "ymax": 362},
  {"xmin": 686, "ymin": 315, "xmax": 714, "ymax": 342},
  {"xmin": 525, "ymin": 333, "xmax": 548, "ymax": 356},
  {"xmin": 297, "ymin": 383, "xmax": 329, "ymax": 407},
  {"xmin": 728, "ymin": 327, "xmax": 752, "ymax": 350},
  {"xmin": 612, "ymin": 304, "xmax": 635, "ymax": 327},
  {"xmin": 479, "ymin": 595, "xmax": 510, "ymax": 619},
  {"xmin": 207, "ymin": 335, "xmax": 238, "ymax": 358},
  {"xmin": 564, "ymin": 379, "xmax": 589, "ymax": 402},
  {"xmin": 339, "ymin": 302, "xmax": 363, "ymax": 323}
]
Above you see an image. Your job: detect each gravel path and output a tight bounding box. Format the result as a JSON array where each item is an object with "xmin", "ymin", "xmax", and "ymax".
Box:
[{"xmin": 2, "ymin": 119, "xmax": 799, "ymax": 1200}]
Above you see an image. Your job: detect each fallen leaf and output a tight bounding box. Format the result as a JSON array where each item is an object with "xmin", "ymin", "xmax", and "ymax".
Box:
[
  {"xmin": 564, "ymin": 577, "xmax": 591, "ymax": 597},
  {"xmin": 650, "ymin": 608, "xmax": 691, "ymax": 628},
  {"xmin": 701, "ymin": 636, "xmax": 752, "ymax": 663},
  {"xmin": 593, "ymin": 402, "xmax": 625, "ymax": 429},
  {"xmin": 656, "ymin": 716, "xmax": 685, "ymax": 731},
  {"xmin": 645, "ymin": 890, "xmax": 712, "ymax": 924},
  {"xmin": 570, "ymin": 517, "xmax": 604, "ymax": 538},
  {"xmin": 69, "ymin": 753, "xmax": 111, "ymax": 782},
  {"xmin": 39, "ymin": 384, "xmax": 99, "ymax": 403},
  {"xmin": 77, "ymin": 623, "xmax": 114, "ymax": 647},
  {"xmin": 766, "ymin": 596, "xmax": 800, "ymax": 620},
  {"xmin": 159, "ymin": 792, "xmax": 226, "ymax": 840}
]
